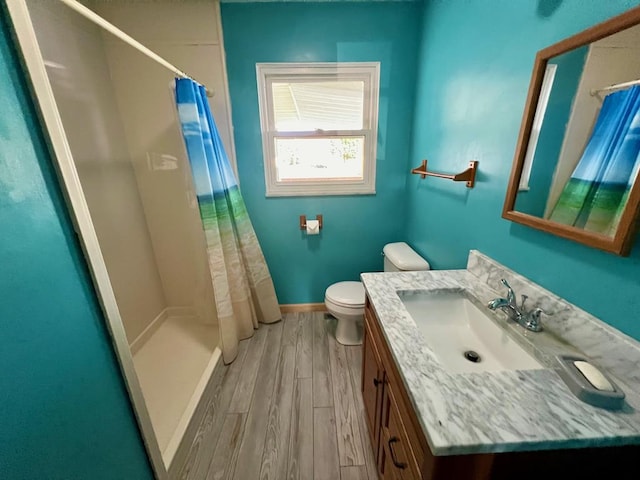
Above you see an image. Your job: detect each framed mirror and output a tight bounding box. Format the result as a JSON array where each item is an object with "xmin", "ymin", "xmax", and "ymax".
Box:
[{"xmin": 503, "ymin": 6, "xmax": 640, "ymax": 256}]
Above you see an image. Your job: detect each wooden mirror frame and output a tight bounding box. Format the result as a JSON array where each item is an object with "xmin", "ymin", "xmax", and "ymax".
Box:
[{"xmin": 503, "ymin": 6, "xmax": 640, "ymax": 256}]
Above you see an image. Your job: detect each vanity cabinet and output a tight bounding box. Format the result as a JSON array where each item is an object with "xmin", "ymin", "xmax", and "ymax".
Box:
[
  {"xmin": 363, "ymin": 300, "xmax": 475, "ymax": 479},
  {"xmin": 363, "ymin": 311, "xmax": 419, "ymax": 479},
  {"xmin": 363, "ymin": 301, "xmax": 429, "ymax": 480},
  {"xmin": 361, "ymin": 298, "xmax": 638, "ymax": 480}
]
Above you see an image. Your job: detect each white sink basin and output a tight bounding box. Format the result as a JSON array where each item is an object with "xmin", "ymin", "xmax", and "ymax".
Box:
[{"xmin": 399, "ymin": 290, "xmax": 543, "ymax": 374}]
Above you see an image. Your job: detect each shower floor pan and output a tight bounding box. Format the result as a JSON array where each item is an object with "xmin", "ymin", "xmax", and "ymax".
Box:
[{"xmin": 132, "ymin": 313, "xmax": 220, "ymax": 465}]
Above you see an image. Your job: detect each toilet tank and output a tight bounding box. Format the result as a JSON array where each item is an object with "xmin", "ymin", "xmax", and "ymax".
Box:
[{"xmin": 383, "ymin": 242, "xmax": 430, "ymax": 272}]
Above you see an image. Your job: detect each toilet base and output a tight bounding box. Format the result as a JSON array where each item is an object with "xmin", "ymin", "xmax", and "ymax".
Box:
[{"xmin": 335, "ymin": 317, "xmax": 364, "ymax": 346}]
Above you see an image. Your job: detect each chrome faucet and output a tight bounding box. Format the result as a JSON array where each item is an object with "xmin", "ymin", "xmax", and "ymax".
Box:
[{"xmin": 487, "ymin": 279, "xmax": 544, "ymax": 332}]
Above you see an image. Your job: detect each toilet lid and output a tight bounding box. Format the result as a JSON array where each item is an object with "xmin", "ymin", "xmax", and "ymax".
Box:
[{"xmin": 325, "ymin": 281, "xmax": 365, "ymax": 308}]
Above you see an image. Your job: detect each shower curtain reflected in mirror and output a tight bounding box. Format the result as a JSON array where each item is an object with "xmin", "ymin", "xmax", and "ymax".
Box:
[
  {"xmin": 550, "ymin": 85, "xmax": 640, "ymax": 236},
  {"xmin": 175, "ymin": 78, "xmax": 281, "ymax": 364}
]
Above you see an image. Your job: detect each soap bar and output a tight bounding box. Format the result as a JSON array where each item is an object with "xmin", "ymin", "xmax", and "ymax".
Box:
[
  {"xmin": 556, "ymin": 354, "xmax": 625, "ymax": 410},
  {"xmin": 574, "ymin": 361, "xmax": 615, "ymax": 392}
]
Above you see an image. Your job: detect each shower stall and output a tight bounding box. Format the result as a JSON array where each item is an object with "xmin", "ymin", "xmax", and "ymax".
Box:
[{"xmin": 7, "ymin": 0, "xmax": 236, "ymax": 476}]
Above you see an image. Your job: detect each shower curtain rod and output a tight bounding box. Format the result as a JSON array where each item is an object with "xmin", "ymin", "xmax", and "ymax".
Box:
[
  {"xmin": 590, "ymin": 78, "xmax": 640, "ymax": 97},
  {"xmin": 58, "ymin": 0, "xmax": 214, "ymax": 97}
]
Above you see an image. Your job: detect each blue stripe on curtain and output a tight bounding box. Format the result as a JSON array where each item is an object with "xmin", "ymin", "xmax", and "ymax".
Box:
[
  {"xmin": 175, "ymin": 78, "xmax": 281, "ymax": 364},
  {"xmin": 550, "ymin": 85, "xmax": 640, "ymax": 236}
]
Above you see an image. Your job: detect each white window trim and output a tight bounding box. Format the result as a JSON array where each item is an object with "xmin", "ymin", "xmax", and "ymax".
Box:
[
  {"xmin": 256, "ymin": 62, "xmax": 380, "ymax": 197},
  {"xmin": 520, "ymin": 63, "xmax": 558, "ymax": 191}
]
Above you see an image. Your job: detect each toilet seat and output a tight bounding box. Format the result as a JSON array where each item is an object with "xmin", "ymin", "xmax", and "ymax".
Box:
[{"xmin": 325, "ymin": 281, "xmax": 365, "ymax": 308}]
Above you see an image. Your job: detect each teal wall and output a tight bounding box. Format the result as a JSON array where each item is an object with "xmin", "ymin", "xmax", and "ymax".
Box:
[
  {"xmin": 0, "ymin": 18, "xmax": 153, "ymax": 480},
  {"xmin": 221, "ymin": 2, "xmax": 421, "ymax": 303},
  {"xmin": 3, "ymin": 2, "xmax": 640, "ymax": 475},
  {"xmin": 515, "ymin": 46, "xmax": 588, "ymax": 217},
  {"xmin": 406, "ymin": 0, "xmax": 640, "ymax": 339}
]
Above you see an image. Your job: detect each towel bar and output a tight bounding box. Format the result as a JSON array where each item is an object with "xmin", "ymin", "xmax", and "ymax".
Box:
[{"xmin": 411, "ymin": 159, "xmax": 478, "ymax": 188}]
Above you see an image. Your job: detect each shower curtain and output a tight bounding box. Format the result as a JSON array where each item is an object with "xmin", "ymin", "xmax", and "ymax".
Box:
[
  {"xmin": 175, "ymin": 78, "xmax": 281, "ymax": 364},
  {"xmin": 549, "ymin": 85, "xmax": 640, "ymax": 236}
]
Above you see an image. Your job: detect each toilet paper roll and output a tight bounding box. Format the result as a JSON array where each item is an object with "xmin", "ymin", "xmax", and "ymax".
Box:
[{"xmin": 306, "ymin": 219, "xmax": 320, "ymax": 235}]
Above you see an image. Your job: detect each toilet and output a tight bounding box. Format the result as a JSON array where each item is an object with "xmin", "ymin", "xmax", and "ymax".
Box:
[{"xmin": 325, "ymin": 242, "xmax": 430, "ymax": 345}]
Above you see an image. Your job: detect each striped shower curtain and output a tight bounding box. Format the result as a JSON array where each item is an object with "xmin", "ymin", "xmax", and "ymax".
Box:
[
  {"xmin": 175, "ymin": 78, "xmax": 281, "ymax": 364},
  {"xmin": 550, "ymin": 85, "xmax": 640, "ymax": 235}
]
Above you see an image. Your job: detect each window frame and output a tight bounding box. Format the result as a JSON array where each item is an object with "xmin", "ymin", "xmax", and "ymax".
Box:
[
  {"xmin": 256, "ymin": 62, "xmax": 380, "ymax": 197},
  {"xmin": 519, "ymin": 63, "xmax": 557, "ymax": 191}
]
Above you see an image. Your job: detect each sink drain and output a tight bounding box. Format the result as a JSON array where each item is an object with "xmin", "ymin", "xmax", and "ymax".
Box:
[{"xmin": 464, "ymin": 350, "xmax": 481, "ymax": 363}]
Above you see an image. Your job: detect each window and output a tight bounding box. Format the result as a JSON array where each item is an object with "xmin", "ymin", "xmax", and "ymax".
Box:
[
  {"xmin": 520, "ymin": 63, "xmax": 557, "ymax": 191},
  {"xmin": 256, "ymin": 62, "xmax": 380, "ymax": 196}
]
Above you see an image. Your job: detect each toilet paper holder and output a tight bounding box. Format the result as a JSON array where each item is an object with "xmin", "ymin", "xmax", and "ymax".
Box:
[{"xmin": 300, "ymin": 214, "xmax": 323, "ymax": 231}]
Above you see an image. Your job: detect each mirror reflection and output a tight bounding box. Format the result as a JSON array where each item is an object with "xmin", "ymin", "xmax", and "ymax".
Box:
[{"xmin": 514, "ymin": 23, "xmax": 640, "ymax": 237}]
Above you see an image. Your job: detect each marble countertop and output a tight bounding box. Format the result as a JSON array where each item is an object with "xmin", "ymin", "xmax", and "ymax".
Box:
[{"xmin": 360, "ymin": 251, "xmax": 640, "ymax": 456}]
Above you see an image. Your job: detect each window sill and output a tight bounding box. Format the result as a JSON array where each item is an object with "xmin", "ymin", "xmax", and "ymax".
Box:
[{"xmin": 265, "ymin": 183, "xmax": 376, "ymax": 197}]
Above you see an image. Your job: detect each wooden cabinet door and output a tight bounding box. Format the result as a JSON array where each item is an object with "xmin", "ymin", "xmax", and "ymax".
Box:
[
  {"xmin": 378, "ymin": 381, "xmax": 420, "ymax": 480},
  {"xmin": 379, "ymin": 432, "xmax": 401, "ymax": 480},
  {"xmin": 362, "ymin": 311, "xmax": 384, "ymax": 461}
]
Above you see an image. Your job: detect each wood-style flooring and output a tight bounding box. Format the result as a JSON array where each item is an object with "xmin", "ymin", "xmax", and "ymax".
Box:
[{"xmin": 175, "ymin": 312, "xmax": 377, "ymax": 480}]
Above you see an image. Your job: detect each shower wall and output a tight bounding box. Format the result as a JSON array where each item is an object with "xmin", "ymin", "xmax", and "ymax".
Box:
[
  {"xmin": 92, "ymin": 0, "xmax": 235, "ymax": 324},
  {"xmin": 28, "ymin": 0, "xmax": 236, "ymax": 347},
  {"xmin": 28, "ymin": 0, "xmax": 166, "ymax": 342},
  {"xmin": 100, "ymin": 45, "xmax": 218, "ymax": 325},
  {"xmin": 91, "ymin": 0, "xmax": 237, "ymax": 170}
]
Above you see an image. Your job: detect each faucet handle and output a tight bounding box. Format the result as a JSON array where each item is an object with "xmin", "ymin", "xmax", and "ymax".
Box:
[
  {"xmin": 520, "ymin": 294, "xmax": 528, "ymax": 311},
  {"xmin": 530, "ymin": 307, "xmax": 545, "ymax": 319},
  {"xmin": 500, "ymin": 278, "xmax": 515, "ymax": 304},
  {"xmin": 524, "ymin": 307, "xmax": 545, "ymax": 332}
]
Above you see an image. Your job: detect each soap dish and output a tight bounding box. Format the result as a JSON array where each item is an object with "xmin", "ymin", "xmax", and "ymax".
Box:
[{"xmin": 556, "ymin": 354, "xmax": 625, "ymax": 410}]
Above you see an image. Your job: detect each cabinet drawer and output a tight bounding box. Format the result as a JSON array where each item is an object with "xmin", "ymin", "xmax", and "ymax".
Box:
[{"xmin": 381, "ymin": 383, "xmax": 420, "ymax": 480}]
